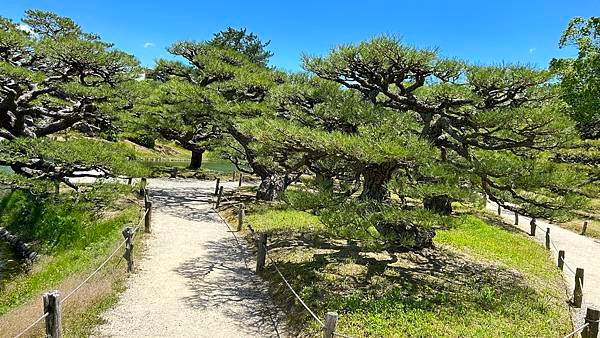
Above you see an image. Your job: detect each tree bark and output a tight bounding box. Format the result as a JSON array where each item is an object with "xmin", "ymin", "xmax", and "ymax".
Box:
[
  {"xmin": 256, "ymin": 174, "xmax": 288, "ymax": 201},
  {"xmin": 359, "ymin": 163, "xmax": 397, "ymax": 202},
  {"xmin": 423, "ymin": 195, "xmax": 453, "ymax": 215},
  {"xmin": 189, "ymin": 148, "xmax": 204, "ymax": 169}
]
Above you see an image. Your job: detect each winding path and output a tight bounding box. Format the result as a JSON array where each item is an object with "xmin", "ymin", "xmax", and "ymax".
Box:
[
  {"xmin": 95, "ymin": 179, "xmax": 285, "ymax": 337},
  {"xmin": 486, "ymin": 200, "xmax": 600, "ymax": 320}
]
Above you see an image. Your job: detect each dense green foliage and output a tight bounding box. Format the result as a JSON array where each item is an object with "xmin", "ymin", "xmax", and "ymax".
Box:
[{"xmin": 552, "ymin": 17, "xmax": 600, "ymax": 139}]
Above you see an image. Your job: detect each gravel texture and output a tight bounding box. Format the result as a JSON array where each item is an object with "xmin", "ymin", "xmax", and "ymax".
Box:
[{"xmin": 95, "ymin": 179, "xmax": 285, "ymax": 337}]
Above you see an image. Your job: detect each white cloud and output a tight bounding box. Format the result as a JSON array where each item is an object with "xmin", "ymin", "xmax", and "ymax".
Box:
[
  {"xmin": 144, "ymin": 42, "xmax": 155, "ymax": 48},
  {"xmin": 529, "ymin": 48, "xmax": 536, "ymax": 53}
]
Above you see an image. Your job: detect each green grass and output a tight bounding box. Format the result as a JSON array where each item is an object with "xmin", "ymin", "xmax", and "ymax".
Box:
[
  {"xmin": 237, "ymin": 207, "xmax": 570, "ymax": 337},
  {"xmin": 0, "ymin": 206, "xmax": 139, "ymax": 315}
]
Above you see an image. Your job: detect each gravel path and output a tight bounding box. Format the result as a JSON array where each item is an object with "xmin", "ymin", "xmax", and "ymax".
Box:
[
  {"xmin": 486, "ymin": 200, "xmax": 600, "ymax": 318},
  {"xmin": 95, "ymin": 179, "xmax": 285, "ymax": 337}
]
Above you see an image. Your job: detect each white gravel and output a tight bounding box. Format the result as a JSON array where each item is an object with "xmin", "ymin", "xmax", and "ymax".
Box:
[
  {"xmin": 95, "ymin": 179, "xmax": 286, "ymax": 337},
  {"xmin": 486, "ymin": 200, "xmax": 600, "ymax": 322}
]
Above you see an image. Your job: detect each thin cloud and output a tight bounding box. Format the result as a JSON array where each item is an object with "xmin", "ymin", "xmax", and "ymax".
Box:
[
  {"xmin": 144, "ymin": 42, "xmax": 155, "ymax": 48},
  {"xmin": 529, "ymin": 48, "xmax": 536, "ymax": 53}
]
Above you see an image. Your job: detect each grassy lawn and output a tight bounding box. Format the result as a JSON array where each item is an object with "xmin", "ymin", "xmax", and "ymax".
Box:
[
  {"xmin": 558, "ymin": 198, "xmax": 600, "ymax": 239},
  {"xmin": 227, "ymin": 203, "xmax": 571, "ymax": 337},
  {"xmin": 0, "ymin": 185, "xmax": 144, "ymax": 337}
]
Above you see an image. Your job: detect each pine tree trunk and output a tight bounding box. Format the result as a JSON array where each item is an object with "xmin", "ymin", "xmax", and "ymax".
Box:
[
  {"xmin": 359, "ymin": 163, "xmax": 396, "ymax": 202},
  {"xmin": 256, "ymin": 174, "xmax": 288, "ymax": 201},
  {"xmin": 189, "ymin": 149, "xmax": 204, "ymax": 169},
  {"xmin": 423, "ymin": 195, "xmax": 453, "ymax": 215}
]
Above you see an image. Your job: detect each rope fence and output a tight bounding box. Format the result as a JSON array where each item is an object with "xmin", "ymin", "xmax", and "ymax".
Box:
[
  {"xmin": 13, "ymin": 178, "xmax": 153, "ymax": 338},
  {"xmin": 495, "ymin": 202, "xmax": 600, "ymax": 337},
  {"xmin": 212, "ymin": 179, "xmax": 354, "ymax": 338}
]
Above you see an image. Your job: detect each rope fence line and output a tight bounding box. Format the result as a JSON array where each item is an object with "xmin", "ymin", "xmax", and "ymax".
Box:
[
  {"xmin": 213, "ymin": 180, "xmax": 354, "ymax": 338},
  {"xmin": 13, "ymin": 179, "xmax": 153, "ymax": 338},
  {"xmin": 563, "ymin": 322, "xmax": 589, "ymax": 338},
  {"xmin": 494, "ymin": 202, "xmax": 600, "ymax": 337}
]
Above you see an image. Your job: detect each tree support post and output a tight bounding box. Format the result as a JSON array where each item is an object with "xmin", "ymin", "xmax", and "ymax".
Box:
[
  {"xmin": 256, "ymin": 233, "xmax": 267, "ymax": 273},
  {"xmin": 497, "ymin": 205, "xmax": 501, "ymax": 216},
  {"xmin": 139, "ymin": 177, "xmax": 147, "ymax": 197},
  {"xmin": 514, "ymin": 211, "xmax": 519, "ymax": 225},
  {"xmin": 323, "ymin": 312, "xmax": 338, "ymax": 338},
  {"xmin": 122, "ymin": 227, "xmax": 134, "ymax": 273},
  {"xmin": 144, "ymin": 201, "xmax": 152, "ymax": 233},
  {"xmin": 582, "ymin": 221, "xmax": 588, "ymax": 235},
  {"xmin": 215, "ymin": 186, "xmax": 223, "ymax": 208},
  {"xmin": 582, "ymin": 307, "xmax": 600, "ymax": 338},
  {"xmin": 530, "ymin": 218, "xmax": 536, "ymax": 236},
  {"xmin": 238, "ymin": 173, "xmax": 243, "ymax": 187},
  {"xmin": 214, "ymin": 178, "xmax": 220, "ymax": 196},
  {"xmin": 43, "ymin": 291, "xmax": 62, "ymax": 338},
  {"xmin": 558, "ymin": 250, "xmax": 565, "ymax": 271},
  {"xmin": 574, "ymin": 268, "xmax": 584, "ymax": 308},
  {"xmin": 237, "ymin": 203, "xmax": 245, "ymax": 231},
  {"xmin": 545, "ymin": 228, "xmax": 551, "ymax": 250}
]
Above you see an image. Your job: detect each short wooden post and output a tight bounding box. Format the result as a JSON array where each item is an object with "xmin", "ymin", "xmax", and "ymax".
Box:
[
  {"xmin": 582, "ymin": 221, "xmax": 588, "ymax": 235},
  {"xmin": 215, "ymin": 186, "xmax": 223, "ymax": 208},
  {"xmin": 574, "ymin": 268, "xmax": 584, "ymax": 308},
  {"xmin": 237, "ymin": 203, "xmax": 245, "ymax": 231},
  {"xmin": 497, "ymin": 205, "xmax": 501, "ymax": 216},
  {"xmin": 530, "ymin": 218, "xmax": 536, "ymax": 236},
  {"xmin": 144, "ymin": 201, "xmax": 152, "ymax": 233},
  {"xmin": 170, "ymin": 167, "xmax": 178, "ymax": 178},
  {"xmin": 256, "ymin": 233, "xmax": 267, "ymax": 273},
  {"xmin": 545, "ymin": 227, "xmax": 550, "ymax": 250},
  {"xmin": 127, "ymin": 177, "xmax": 133, "ymax": 185},
  {"xmin": 238, "ymin": 173, "xmax": 243, "ymax": 187},
  {"xmin": 122, "ymin": 227, "xmax": 134, "ymax": 273},
  {"xmin": 232, "ymin": 171, "xmax": 236, "ymax": 181},
  {"xmin": 514, "ymin": 211, "xmax": 519, "ymax": 225},
  {"xmin": 139, "ymin": 177, "xmax": 147, "ymax": 196},
  {"xmin": 54, "ymin": 181, "xmax": 60, "ymax": 195},
  {"xmin": 214, "ymin": 178, "xmax": 220, "ymax": 196},
  {"xmin": 558, "ymin": 250, "xmax": 565, "ymax": 271},
  {"xmin": 43, "ymin": 291, "xmax": 62, "ymax": 338},
  {"xmin": 582, "ymin": 306, "xmax": 600, "ymax": 338},
  {"xmin": 323, "ymin": 312, "xmax": 338, "ymax": 338}
]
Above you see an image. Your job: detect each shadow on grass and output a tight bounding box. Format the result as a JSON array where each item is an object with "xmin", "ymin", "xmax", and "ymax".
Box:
[{"xmin": 261, "ymin": 233, "xmax": 567, "ymax": 336}]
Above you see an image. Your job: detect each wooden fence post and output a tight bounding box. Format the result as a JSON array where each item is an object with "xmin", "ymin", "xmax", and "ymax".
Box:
[
  {"xmin": 574, "ymin": 268, "xmax": 584, "ymax": 308},
  {"xmin": 232, "ymin": 171, "xmax": 236, "ymax": 181},
  {"xmin": 497, "ymin": 205, "xmax": 501, "ymax": 216},
  {"xmin": 170, "ymin": 167, "xmax": 178, "ymax": 178},
  {"xmin": 214, "ymin": 178, "xmax": 220, "ymax": 196},
  {"xmin": 127, "ymin": 177, "xmax": 133, "ymax": 185},
  {"xmin": 139, "ymin": 177, "xmax": 147, "ymax": 196},
  {"xmin": 514, "ymin": 211, "xmax": 519, "ymax": 225},
  {"xmin": 215, "ymin": 186, "xmax": 223, "ymax": 208},
  {"xmin": 122, "ymin": 227, "xmax": 134, "ymax": 273},
  {"xmin": 43, "ymin": 291, "xmax": 61, "ymax": 338},
  {"xmin": 545, "ymin": 228, "xmax": 551, "ymax": 250},
  {"xmin": 144, "ymin": 201, "xmax": 152, "ymax": 233},
  {"xmin": 530, "ymin": 218, "xmax": 536, "ymax": 236},
  {"xmin": 582, "ymin": 307, "xmax": 600, "ymax": 338},
  {"xmin": 238, "ymin": 173, "xmax": 243, "ymax": 187},
  {"xmin": 54, "ymin": 181, "xmax": 60, "ymax": 195},
  {"xmin": 237, "ymin": 203, "xmax": 245, "ymax": 231},
  {"xmin": 558, "ymin": 250, "xmax": 565, "ymax": 271},
  {"xmin": 256, "ymin": 233, "xmax": 267, "ymax": 273},
  {"xmin": 582, "ymin": 221, "xmax": 588, "ymax": 235},
  {"xmin": 323, "ymin": 312, "xmax": 338, "ymax": 338}
]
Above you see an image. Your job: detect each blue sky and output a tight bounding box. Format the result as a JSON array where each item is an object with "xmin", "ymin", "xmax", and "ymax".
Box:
[{"xmin": 2, "ymin": 1, "xmax": 598, "ymax": 71}]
